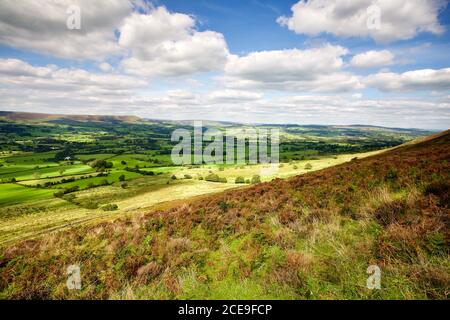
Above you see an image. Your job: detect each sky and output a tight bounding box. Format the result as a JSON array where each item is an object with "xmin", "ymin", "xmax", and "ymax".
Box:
[{"xmin": 0, "ymin": 0, "xmax": 449, "ymax": 129}]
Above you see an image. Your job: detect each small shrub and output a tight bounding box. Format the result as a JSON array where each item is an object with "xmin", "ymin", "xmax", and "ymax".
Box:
[
  {"xmin": 425, "ymin": 232, "xmax": 447, "ymax": 256},
  {"xmin": 305, "ymin": 163, "xmax": 312, "ymax": 170},
  {"xmin": 374, "ymin": 198, "xmax": 408, "ymax": 226},
  {"xmin": 424, "ymin": 181, "xmax": 450, "ymax": 207},
  {"xmin": 84, "ymin": 201, "xmax": 99, "ymax": 210},
  {"xmin": 219, "ymin": 201, "xmax": 231, "ymax": 212},
  {"xmin": 62, "ymin": 194, "xmax": 76, "ymax": 202},
  {"xmin": 235, "ymin": 176, "xmax": 245, "ymax": 184},
  {"xmin": 251, "ymin": 175, "xmax": 261, "ymax": 184},
  {"xmin": 205, "ymin": 173, "xmax": 220, "ymax": 182},
  {"xmin": 101, "ymin": 204, "xmax": 118, "ymax": 211},
  {"xmin": 385, "ymin": 168, "xmax": 398, "ymax": 182}
]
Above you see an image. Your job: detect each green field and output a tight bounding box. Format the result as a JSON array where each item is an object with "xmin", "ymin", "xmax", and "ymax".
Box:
[
  {"xmin": 0, "ymin": 163, "xmax": 94, "ymax": 181},
  {"xmin": 0, "ymin": 184, "xmax": 55, "ymax": 206},
  {"xmin": 0, "ymin": 114, "xmax": 433, "ymax": 245}
]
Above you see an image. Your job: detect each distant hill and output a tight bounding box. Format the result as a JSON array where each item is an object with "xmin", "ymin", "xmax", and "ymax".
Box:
[
  {"xmin": 0, "ymin": 111, "xmax": 437, "ymax": 135},
  {"xmin": 0, "ymin": 111, "xmax": 141, "ymax": 123},
  {"xmin": 1, "ymin": 130, "xmax": 448, "ymax": 299}
]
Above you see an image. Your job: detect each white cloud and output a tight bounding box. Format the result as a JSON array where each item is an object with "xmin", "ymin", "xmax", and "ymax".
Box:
[
  {"xmin": 0, "ymin": 58, "xmax": 448, "ymax": 129},
  {"xmin": 223, "ymin": 44, "xmax": 362, "ymax": 92},
  {"xmin": 278, "ymin": 0, "xmax": 446, "ymax": 43},
  {"xmin": 0, "ymin": 0, "xmax": 132, "ymax": 60},
  {"xmin": 207, "ymin": 89, "xmax": 263, "ymax": 103},
  {"xmin": 0, "ymin": 2, "xmax": 231, "ymax": 77},
  {"xmin": 98, "ymin": 62, "xmax": 113, "ymax": 72},
  {"xmin": 0, "ymin": 58, "xmax": 146, "ymax": 96},
  {"xmin": 365, "ymin": 68, "xmax": 450, "ymax": 91},
  {"xmin": 350, "ymin": 50, "xmax": 394, "ymax": 68},
  {"xmin": 119, "ymin": 7, "xmax": 230, "ymax": 77}
]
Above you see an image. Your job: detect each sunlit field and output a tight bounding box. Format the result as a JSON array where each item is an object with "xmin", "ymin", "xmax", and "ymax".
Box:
[{"xmin": 0, "ymin": 147, "xmax": 382, "ymax": 245}]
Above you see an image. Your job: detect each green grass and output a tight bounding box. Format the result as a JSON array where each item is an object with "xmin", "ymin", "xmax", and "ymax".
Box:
[
  {"xmin": 75, "ymin": 154, "xmax": 116, "ymax": 161},
  {"xmin": 52, "ymin": 170, "xmax": 142, "ymax": 189},
  {"xmin": 0, "ymin": 184, "xmax": 54, "ymax": 206},
  {"xmin": 109, "ymin": 154, "xmax": 173, "ymax": 169},
  {"xmin": 0, "ymin": 164, "xmax": 94, "ymax": 181}
]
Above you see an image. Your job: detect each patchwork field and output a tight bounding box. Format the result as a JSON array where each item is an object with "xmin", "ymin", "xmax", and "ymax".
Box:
[{"xmin": 0, "ymin": 150, "xmax": 381, "ymax": 245}]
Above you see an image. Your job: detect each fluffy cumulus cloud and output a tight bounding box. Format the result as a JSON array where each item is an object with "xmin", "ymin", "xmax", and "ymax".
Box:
[
  {"xmin": 0, "ymin": 1, "xmax": 230, "ymax": 76},
  {"xmin": 365, "ymin": 68, "xmax": 450, "ymax": 91},
  {"xmin": 119, "ymin": 6, "xmax": 230, "ymax": 77},
  {"xmin": 0, "ymin": 0, "xmax": 133, "ymax": 60},
  {"xmin": 0, "ymin": 1, "xmax": 448, "ymax": 129},
  {"xmin": 0, "ymin": 58, "xmax": 147, "ymax": 112},
  {"xmin": 278, "ymin": 0, "xmax": 446, "ymax": 43},
  {"xmin": 1, "ymin": 58, "xmax": 449, "ymax": 129},
  {"xmin": 350, "ymin": 50, "xmax": 394, "ymax": 68},
  {"xmin": 223, "ymin": 44, "xmax": 362, "ymax": 92}
]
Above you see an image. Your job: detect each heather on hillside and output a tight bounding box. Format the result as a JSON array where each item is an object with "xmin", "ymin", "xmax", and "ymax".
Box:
[{"xmin": 1, "ymin": 131, "xmax": 448, "ymax": 300}]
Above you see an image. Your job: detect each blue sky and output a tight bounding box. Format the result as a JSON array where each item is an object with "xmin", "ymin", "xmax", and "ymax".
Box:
[{"xmin": 0, "ymin": 0, "xmax": 449, "ymax": 129}]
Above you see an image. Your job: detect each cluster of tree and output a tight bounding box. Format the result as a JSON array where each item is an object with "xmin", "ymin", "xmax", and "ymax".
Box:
[
  {"xmin": 125, "ymin": 167, "xmax": 155, "ymax": 176},
  {"xmin": 234, "ymin": 175, "xmax": 261, "ymax": 184},
  {"xmin": 53, "ymin": 186, "xmax": 80, "ymax": 197},
  {"xmin": 89, "ymin": 159, "xmax": 113, "ymax": 170},
  {"xmin": 36, "ymin": 173, "xmax": 106, "ymax": 188},
  {"xmin": 204, "ymin": 173, "xmax": 227, "ymax": 183},
  {"xmin": 54, "ymin": 149, "xmax": 74, "ymax": 161}
]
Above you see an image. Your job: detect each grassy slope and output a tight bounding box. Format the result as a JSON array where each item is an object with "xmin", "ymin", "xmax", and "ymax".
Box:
[{"xmin": 0, "ymin": 131, "xmax": 448, "ymax": 299}]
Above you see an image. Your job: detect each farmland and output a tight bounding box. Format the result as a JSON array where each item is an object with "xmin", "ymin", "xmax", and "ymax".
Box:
[
  {"xmin": 0, "ymin": 121, "xmax": 448, "ymax": 299},
  {"xmin": 0, "ymin": 112, "xmax": 434, "ymax": 245}
]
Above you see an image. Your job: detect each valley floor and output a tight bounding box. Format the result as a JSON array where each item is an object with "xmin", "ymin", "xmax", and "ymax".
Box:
[{"xmin": 0, "ymin": 150, "xmax": 381, "ymax": 245}]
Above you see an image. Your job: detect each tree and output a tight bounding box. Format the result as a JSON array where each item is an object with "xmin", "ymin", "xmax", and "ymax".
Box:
[
  {"xmin": 54, "ymin": 149, "xmax": 73, "ymax": 161},
  {"xmin": 89, "ymin": 160, "xmax": 113, "ymax": 171},
  {"xmin": 305, "ymin": 163, "xmax": 313, "ymax": 170},
  {"xmin": 119, "ymin": 174, "xmax": 126, "ymax": 182}
]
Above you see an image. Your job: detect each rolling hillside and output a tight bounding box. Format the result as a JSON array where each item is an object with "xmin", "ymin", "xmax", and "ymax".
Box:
[
  {"xmin": 0, "ymin": 111, "xmax": 140, "ymax": 123},
  {"xmin": 0, "ymin": 130, "xmax": 448, "ymax": 299}
]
